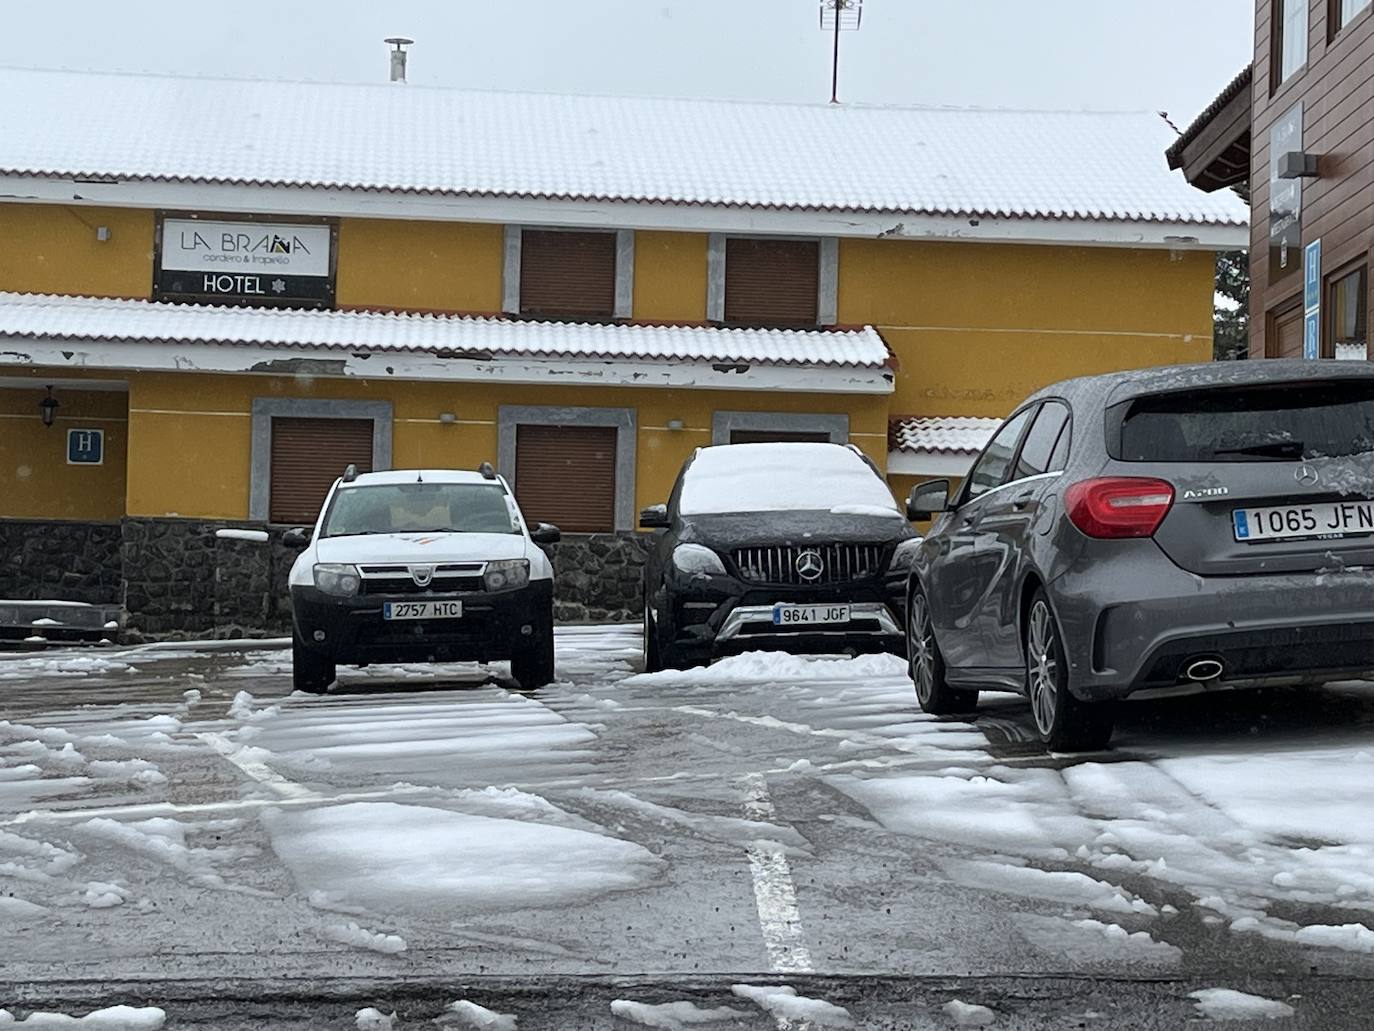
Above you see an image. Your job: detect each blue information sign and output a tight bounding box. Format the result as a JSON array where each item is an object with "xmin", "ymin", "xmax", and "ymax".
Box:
[
  {"xmin": 1304, "ymin": 310, "xmax": 1321, "ymax": 360},
  {"xmin": 1304, "ymin": 239, "xmax": 1322, "ymax": 313},
  {"xmin": 66, "ymin": 428, "xmax": 104, "ymax": 466}
]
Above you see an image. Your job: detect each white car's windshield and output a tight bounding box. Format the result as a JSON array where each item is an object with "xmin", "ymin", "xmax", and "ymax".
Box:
[{"xmin": 321, "ymin": 483, "xmax": 520, "ymax": 537}]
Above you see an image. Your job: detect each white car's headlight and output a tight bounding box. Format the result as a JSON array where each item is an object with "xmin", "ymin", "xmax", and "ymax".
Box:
[
  {"xmin": 484, "ymin": 558, "xmax": 530, "ymax": 592},
  {"xmin": 672, "ymin": 543, "xmax": 727, "ymax": 576},
  {"xmin": 889, "ymin": 538, "xmax": 923, "ymax": 572},
  {"xmin": 313, "ymin": 563, "xmax": 361, "ymax": 597}
]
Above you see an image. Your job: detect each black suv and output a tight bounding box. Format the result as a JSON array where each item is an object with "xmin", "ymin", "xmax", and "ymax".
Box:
[{"xmin": 641, "ymin": 442, "xmax": 917, "ymax": 670}]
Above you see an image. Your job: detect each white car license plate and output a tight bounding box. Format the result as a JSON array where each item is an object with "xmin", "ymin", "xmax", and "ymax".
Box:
[
  {"xmin": 382, "ymin": 601, "xmax": 463, "ymax": 621},
  {"xmin": 1233, "ymin": 501, "xmax": 1374, "ymax": 543},
  {"xmin": 772, "ymin": 603, "xmax": 851, "ymax": 626}
]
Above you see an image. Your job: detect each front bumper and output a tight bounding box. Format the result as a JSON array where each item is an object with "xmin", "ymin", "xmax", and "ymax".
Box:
[
  {"xmin": 659, "ymin": 571, "xmax": 906, "ymax": 659},
  {"xmin": 291, "ymin": 580, "xmax": 552, "ymax": 665},
  {"xmin": 1050, "ymin": 541, "xmax": 1374, "ymax": 700}
]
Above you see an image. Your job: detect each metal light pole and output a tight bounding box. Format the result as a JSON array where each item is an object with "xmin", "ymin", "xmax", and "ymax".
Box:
[{"xmin": 819, "ymin": 0, "xmax": 864, "ymax": 105}]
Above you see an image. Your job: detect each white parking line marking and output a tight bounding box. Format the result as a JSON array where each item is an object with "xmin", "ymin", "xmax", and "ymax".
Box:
[
  {"xmin": 739, "ymin": 772, "xmax": 813, "ymax": 975},
  {"xmin": 196, "ymin": 731, "xmax": 319, "ymax": 801}
]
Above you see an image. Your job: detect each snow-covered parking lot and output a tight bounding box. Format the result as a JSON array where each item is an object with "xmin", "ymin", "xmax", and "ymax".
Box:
[{"xmin": 5, "ymin": 627, "xmax": 1374, "ymax": 1027}]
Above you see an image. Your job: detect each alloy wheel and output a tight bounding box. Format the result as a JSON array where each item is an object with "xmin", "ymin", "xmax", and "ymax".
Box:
[
  {"xmin": 1027, "ymin": 599, "xmax": 1059, "ymax": 735},
  {"xmin": 909, "ymin": 592, "xmax": 936, "ymax": 705}
]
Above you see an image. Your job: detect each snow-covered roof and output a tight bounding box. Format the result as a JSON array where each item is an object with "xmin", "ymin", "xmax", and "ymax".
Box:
[
  {"xmin": 0, "ymin": 67, "xmax": 1246, "ymax": 227},
  {"xmin": 0, "ymin": 292, "xmax": 889, "ymax": 369},
  {"xmin": 889, "ymin": 416, "xmax": 1001, "ymax": 455}
]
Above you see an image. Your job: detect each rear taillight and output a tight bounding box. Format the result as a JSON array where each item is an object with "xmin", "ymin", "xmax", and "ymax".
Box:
[{"xmin": 1065, "ymin": 477, "xmax": 1175, "ymax": 539}]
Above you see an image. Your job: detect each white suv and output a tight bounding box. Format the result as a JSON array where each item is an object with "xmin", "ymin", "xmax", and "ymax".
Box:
[{"xmin": 283, "ymin": 465, "xmax": 560, "ymax": 694}]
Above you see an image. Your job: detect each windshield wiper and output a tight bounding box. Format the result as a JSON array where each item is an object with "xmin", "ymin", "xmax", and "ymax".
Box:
[{"xmin": 1211, "ymin": 441, "xmax": 1306, "ymax": 460}]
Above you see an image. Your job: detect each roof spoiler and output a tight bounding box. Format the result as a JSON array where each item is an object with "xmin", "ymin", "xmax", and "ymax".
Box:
[
  {"xmin": 478, "ymin": 462, "xmax": 497, "ymax": 480},
  {"xmin": 342, "ymin": 464, "xmax": 359, "ymax": 483}
]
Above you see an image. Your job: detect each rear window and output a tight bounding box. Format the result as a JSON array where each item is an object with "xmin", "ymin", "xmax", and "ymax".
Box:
[{"xmin": 1111, "ymin": 380, "xmax": 1374, "ymax": 463}]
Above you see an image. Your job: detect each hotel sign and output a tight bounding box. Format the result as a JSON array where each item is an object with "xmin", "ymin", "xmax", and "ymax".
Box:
[{"xmin": 155, "ymin": 218, "xmax": 335, "ymax": 307}]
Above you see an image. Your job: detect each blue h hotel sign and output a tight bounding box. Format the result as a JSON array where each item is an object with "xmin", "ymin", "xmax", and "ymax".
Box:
[
  {"xmin": 66, "ymin": 428, "xmax": 104, "ymax": 466},
  {"xmin": 1304, "ymin": 238, "xmax": 1322, "ymax": 359}
]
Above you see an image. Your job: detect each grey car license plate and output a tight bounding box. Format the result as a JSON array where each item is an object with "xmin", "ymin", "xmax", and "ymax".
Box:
[
  {"xmin": 772, "ymin": 603, "xmax": 851, "ymax": 626},
  {"xmin": 383, "ymin": 601, "xmax": 463, "ymax": 621},
  {"xmin": 1233, "ymin": 501, "xmax": 1374, "ymax": 543}
]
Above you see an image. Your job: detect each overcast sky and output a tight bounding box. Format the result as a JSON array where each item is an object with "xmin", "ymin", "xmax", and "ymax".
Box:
[{"xmin": 1, "ymin": 1, "xmax": 1252, "ymax": 125}]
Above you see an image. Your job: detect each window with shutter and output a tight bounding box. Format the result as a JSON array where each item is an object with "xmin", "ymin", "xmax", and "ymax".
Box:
[
  {"xmin": 519, "ymin": 230, "xmax": 617, "ymax": 318},
  {"xmin": 729, "ymin": 429, "xmax": 833, "ymax": 444},
  {"xmin": 269, "ymin": 417, "xmax": 374, "ymax": 524},
  {"xmin": 514, "ymin": 424, "xmax": 617, "ymax": 533},
  {"xmin": 724, "ymin": 238, "xmax": 820, "ymax": 327}
]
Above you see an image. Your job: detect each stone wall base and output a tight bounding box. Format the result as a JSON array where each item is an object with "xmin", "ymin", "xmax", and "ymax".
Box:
[{"xmin": 0, "ymin": 517, "xmax": 649, "ymax": 639}]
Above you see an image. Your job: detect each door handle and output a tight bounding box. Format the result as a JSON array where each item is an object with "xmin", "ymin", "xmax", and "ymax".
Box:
[{"xmin": 1012, "ymin": 492, "xmax": 1034, "ymax": 511}]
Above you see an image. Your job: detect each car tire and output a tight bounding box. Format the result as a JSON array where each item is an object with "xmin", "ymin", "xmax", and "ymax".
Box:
[
  {"xmin": 1025, "ymin": 588, "xmax": 1114, "ymax": 752},
  {"xmin": 908, "ymin": 583, "xmax": 978, "ymax": 715},
  {"xmin": 643, "ymin": 603, "xmax": 663, "ymax": 673},
  {"xmin": 512, "ymin": 618, "xmax": 556, "ymax": 690},
  {"xmin": 292, "ymin": 632, "xmax": 335, "ymax": 695}
]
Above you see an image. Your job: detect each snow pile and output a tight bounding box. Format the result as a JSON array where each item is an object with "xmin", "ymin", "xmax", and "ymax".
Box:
[
  {"xmin": 228, "ymin": 691, "xmax": 281, "ymax": 722},
  {"xmin": 0, "ymin": 1006, "xmax": 166, "ymax": 1027},
  {"xmin": 609, "ymin": 1000, "xmax": 745, "ymax": 1028},
  {"xmin": 730, "ymin": 985, "xmax": 852, "ymax": 1026},
  {"xmin": 942, "ymin": 1000, "xmax": 996, "ymax": 1026},
  {"xmin": 679, "ymin": 442, "xmax": 898, "ymax": 516},
  {"xmin": 442, "ymin": 1000, "xmax": 518, "ymax": 1029},
  {"xmin": 1189, "ymin": 989, "xmax": 1294, "ymax": 1021},
  {"xmin": 323, "ymin": 922, "xmax": 407, "ymax": 954},
  {"xmin": 353, "ymin": 1010, "xmax": 397, "ymax": 1030},
  {"xmin": 263, "ymin": 802, "xmax": 661, "ymax": 914},
  {"xmin": 625, "ymin": 651, "xmax": 906, "ymax": 688},
  {"xmin": 0, "ymin": 897, "xmax": 47, "ymax": 921},
  {"xmin": 76, "ymin": 817, "xmax": 246, "ymax": 888},
  {"xmin": 215, "ymin": 528, "xmax": 269, "ymax": 543},
  {"xmin": 947, "ymin": 860, "xmax": 1157, "ymax": 916}
]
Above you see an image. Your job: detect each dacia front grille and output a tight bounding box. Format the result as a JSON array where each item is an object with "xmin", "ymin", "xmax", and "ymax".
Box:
[
  {"xmin": 731, "ymin": 544, "xmax": 885, "ymax": 586},
  {"xmin": 357, "ymin": 563, "xmax": 485, "ymax": 595}
]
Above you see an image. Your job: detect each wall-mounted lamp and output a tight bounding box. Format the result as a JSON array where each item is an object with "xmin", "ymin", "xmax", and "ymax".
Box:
[
  {"xmin": 438, "ymin": 411, "xmax": 457, "ymax": 425},
  {"xmin": 39, "ymin": 386, "xmax": 59, "ymax": 428},
  {"xmin": 666, "ymin": 418, "xmax": 685, "ymax": 431},
  {"xmin": 96, "ymin": 226, "xmax": 111, "ymax": 242},
  {"xmin": 1278, "ymin": 151, "xmax": 1321, "ymax": 180}
]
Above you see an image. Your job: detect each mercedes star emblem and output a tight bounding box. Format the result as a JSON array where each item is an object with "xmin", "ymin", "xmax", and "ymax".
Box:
[
  {"xmin": 410, "ymin": 565, "xmax": 435, "ymax": 587},
  {"xmin": 795, "ymin": 549, "xmax": 824, "ymax": 582},
  {"xmin": 1295, "ymin": 464, "xmax": 1320, "ymax": 486}
]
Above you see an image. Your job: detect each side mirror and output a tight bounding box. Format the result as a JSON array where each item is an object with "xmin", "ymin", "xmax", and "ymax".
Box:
[
  {"xmin": 639, "ymin": 504, "xmax": 670, "ymax": 529},
  {"xmin": 282, "ymin": 527, "xmax": 313, "ymax": 548},
  {"xmin": 530, "ymin": 523, "xmax": 561, "ymax": 545},
  {"xmin": 906, "ymin": 479, "xmax": 951, "ymax": 521}
]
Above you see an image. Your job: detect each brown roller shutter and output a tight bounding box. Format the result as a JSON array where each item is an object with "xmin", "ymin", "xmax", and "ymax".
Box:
[
  {"xmin": 724, "ymin": 238, "xmax": 820, "ymax": 327},
  {"xmin": 730, "ymin": 429, "xmax": 833, "ymax": 444},
  {"xmin": 520, "ymin": 230, "xmax": 617, "ymax": 318},
  {"xmin": 514, "ymin": 424, "xmax": 616, "ymax": 533},
  {"xmin": 269, "ymin": 417, "xmax": 374, "ymax": 524}
]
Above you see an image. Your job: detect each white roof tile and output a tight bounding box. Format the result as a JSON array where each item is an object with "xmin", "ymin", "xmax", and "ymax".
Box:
[
  {"xmin": 890, "ymin": 416, "xmax": 1001, "ymax": 454},
  {"xmin": 0, "ymin": 292, "xmax": 889, "ymax": 369},
  {"xmin": 0, "ymin": 68, "xmax": 1246, "ymax": 226}
]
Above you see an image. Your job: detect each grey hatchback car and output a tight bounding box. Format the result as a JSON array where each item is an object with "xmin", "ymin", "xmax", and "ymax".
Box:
[{"xmin": 904, "ymin": 360, "xmax": 1374, "ymax": 751}]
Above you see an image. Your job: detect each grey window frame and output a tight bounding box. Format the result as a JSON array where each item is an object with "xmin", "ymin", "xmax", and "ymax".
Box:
[
  {"xmin": 497, "ymin": 404, "xmax": 637, "ymax": 532},
  {"xmin": 710, "ymin": 410, "xmax": 850, "ymax": 446},
  {"xmin": 706, "ymin": 233, "xmax": 839, "ymax": 326},
  {"xmin": 502, "ymin": 225, "xmax": 635, "ymax": 319},
  {"xmin": 249, "ymin": 398, "xmax": 393, "ymax": 522}
]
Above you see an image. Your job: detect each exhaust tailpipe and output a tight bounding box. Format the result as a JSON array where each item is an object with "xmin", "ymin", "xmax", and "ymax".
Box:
[{"xmin": 1184, "ymin": 657, "xmax": 1224, "ymax": 682}]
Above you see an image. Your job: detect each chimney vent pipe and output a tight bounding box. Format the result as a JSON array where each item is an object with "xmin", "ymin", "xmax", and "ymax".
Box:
[{"xmin": 385, "ymin": 37, "xmax": 414, "ymax": 83}]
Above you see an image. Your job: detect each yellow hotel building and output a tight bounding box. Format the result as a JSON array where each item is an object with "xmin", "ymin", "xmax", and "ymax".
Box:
[{"xmin": 0, "ymin": 68, "xmax": 1245, "ymax": 635}]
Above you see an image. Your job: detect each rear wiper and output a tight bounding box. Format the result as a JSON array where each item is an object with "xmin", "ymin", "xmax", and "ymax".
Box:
[{"xmin": 1211, "ymin": 441, "xmax": 1306, "ymax": 459}]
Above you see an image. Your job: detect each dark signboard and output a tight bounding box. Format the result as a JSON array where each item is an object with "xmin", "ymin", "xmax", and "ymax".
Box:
[
  {"xmin": 1269, "ymin": 103, "xmax": 1303, "ymax": 283},
  {"xmin": 155, "ymin": 218, "xmax": 335, "ymax": 307}
]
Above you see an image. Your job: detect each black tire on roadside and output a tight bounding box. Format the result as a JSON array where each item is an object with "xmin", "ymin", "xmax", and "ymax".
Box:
[
  {"xmin": 643, "ymin": 604, "xmax": 664, "ymax": 674},
  {"xmin": 292, "ymin": 632, "xmax": 335, "ymax": 695},
  {"xmin": 512, "ymin": 621, "xmax": 556, "ymax": 690},
  {"xmin": 1025, "ymin": 588, "xmax": 1114, "ymax": 752},
  {"xmin": 908, "ymin": 582, "xmax": 979, "ymax": 715}
]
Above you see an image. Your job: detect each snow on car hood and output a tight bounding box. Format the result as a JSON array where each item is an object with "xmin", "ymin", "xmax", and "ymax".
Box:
[{"xmin": 312, "ymin": 532, "xmax": 529, "ymax": 565}]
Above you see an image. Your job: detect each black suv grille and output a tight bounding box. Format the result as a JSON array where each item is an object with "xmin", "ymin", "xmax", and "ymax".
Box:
[
  {"xmin": 357, "ymin": 563, "xmax": 485, "ymax": 596},
  {"xmin": 732, "ymin": 544, "xmax": 885, "ymax": 586}
]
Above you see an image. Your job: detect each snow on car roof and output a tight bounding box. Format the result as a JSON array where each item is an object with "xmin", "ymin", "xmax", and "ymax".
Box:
[
  {"xmin": 678, "ymin": 443, "xmax": 901, "ymax": 516},
  {"xmin": 339, "ymin": 470, "xmax": 503, "ymax": 487}
]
